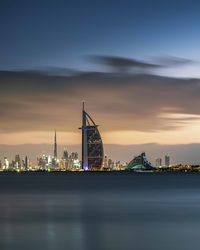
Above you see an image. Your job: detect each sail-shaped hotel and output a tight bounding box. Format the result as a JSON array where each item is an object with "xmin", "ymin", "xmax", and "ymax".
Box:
[{"xmin": 80, "ymin": 102, "xmax": 104, "ymax": 171}]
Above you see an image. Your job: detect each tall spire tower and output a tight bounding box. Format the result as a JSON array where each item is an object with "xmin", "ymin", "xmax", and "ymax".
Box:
[{"xmin": 54, "ymin": 129, "xmax": 57, "ymax": 159}]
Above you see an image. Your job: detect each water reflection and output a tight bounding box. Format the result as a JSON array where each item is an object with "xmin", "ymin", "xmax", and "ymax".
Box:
[{"xmin": 0, "ymin": 173, "xmax": 200, "ymax": 250}]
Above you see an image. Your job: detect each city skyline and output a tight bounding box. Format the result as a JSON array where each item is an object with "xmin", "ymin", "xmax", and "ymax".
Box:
[
  {"xmin": 1, "ymin": 2, "xmax": 200, "ymax": 250},
  {"xmin": 1, "ymin": 1, "xmax": 200, "ymax": 163}
]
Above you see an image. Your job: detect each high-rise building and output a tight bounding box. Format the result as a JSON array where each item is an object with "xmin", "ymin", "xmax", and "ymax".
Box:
[
  {"xmin": 80, "ymin": 102, "xmax": 104, "ymax": 171},
  {"xmin": 54, "ymin": 129, "xmax": 57, "ymax": 159},
  {"xmin": 4, "ymin": 157, "xmax": 9, "ymax": 170},
  {"xmin": 61, "ymin": 148, "xmax": 69, "ymax": 171},
  {"xmin": 155, "ymin": 158, "xmax": 162, "ymax": 167},
  {"xmin": 25, "ymin": 156, "xmax": 28, "ymax": 170},
  {"xmin": 15, "ymin": 154, "xmax": 21, "ymax": 168},
  {"xmin": 165, "ymin": 155, "xmax": 170, "ymax": 167},
  {"xmin": 71, "ymin": 152, "xmax": 78, "ymax": 160},
  {"xmin": 52, "ymin": 130, "xmax": 58, "ymax": 169},
  {"xmin": 103, "ymin": 155, "xmax": 108, "ymax": 169},
  {"xmin": 38, "ymin": 155, "xmax": 49, "ymax": 170},
  {"xmin": 63, "ymin": 148, "xmax": 68, "ymax": 160},
  {"xmin": 108, "ymin": 159, "xmax": 114, "ymax": 169}
]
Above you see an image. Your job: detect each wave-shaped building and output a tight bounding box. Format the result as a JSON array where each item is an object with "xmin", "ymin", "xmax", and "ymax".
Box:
[
  {"xmin": 126, "ymin": 152, "xmax": 154, "ymax": 171},
  {"xmin": 80, "ymin": 103, "xmax": 104, "ymax": 171}
]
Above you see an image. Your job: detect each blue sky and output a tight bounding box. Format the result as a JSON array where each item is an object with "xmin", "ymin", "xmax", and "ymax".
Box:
[{"xmin": 1, "ymin": 0, "xmax": 200, "ymax": 74}]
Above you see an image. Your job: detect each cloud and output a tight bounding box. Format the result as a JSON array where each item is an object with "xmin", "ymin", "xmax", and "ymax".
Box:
[
  {"xmin": 0, "ymin": 56, "xmax": 200, "ymax": 135},
  {"xmin": 88, "ymin": 55, "xmax": 160, "ymax": 72},
  {"xmin": 156, "ymin": 55, "xmax": 196, "ymax": 67},
  {"xmin": 87, "ymin": 55, "xmax": 196, "ymax": 73}
]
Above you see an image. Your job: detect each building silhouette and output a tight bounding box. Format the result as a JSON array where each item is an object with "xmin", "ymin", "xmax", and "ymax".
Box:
[
  {"xmin": 126, "ymin": 152, "xmax": 154, "ymax": 171},
  {"xmin": 80, "ymin": 102, "xmax": 104, "ymax": 171},
  {"xmin": 15, "ymin": 154, "xmax": 21, "ymax": 168},
  {"xmin": 155, "ymin": 158, "xmax": 162, "ymax": 167},
  {"xmin": 165, "ymin": 155, "xmax": 170, "ymax": 167},
  {"xmin": 25, "ymin": 156, "xmax": 28, "ymax": 170},
  {"xmin": 63, "ymin": 148, "xmax": 68, "ymax": 160},
  {"xmin": 54, "ymin": 129, "xmax": 57, "ymax": 159}
]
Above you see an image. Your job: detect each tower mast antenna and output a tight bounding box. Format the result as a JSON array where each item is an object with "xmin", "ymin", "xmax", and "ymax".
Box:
[
  {"xmin": 54, "ymin": 129, "xmax": 57, "ymax": 159},
  {"xmin": 82, "ymin": 100, "xmax": 85, "ymax": 111}
]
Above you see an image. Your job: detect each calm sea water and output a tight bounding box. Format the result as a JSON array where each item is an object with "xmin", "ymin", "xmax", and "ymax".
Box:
[{"xmin": 0, "ymin": 172, "xmax": 200, "ymax": 250}]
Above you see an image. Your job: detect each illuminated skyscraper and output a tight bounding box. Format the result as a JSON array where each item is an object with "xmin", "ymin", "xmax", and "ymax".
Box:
[
  {"xmin": 63, "ymin": 148, "xmax": 68, "ymax": 160},
  {"xmin": 15, "ymin": 154, "xmax": 21, "ymax": 168},
  {"xmin": 54, "ymin": 129, "xmax": 57, "ymax": 159},
  {"xmin": 103, "ymin": 155, "xmax": 108, "ymax": 169},
  {"xmin": 25, "ymin": 156, "xmax": 28, "ymax": 170},
  {"xmin": 80, "ymin": 102, "xmax": 104, "ymax": 171},
  {"xmin": 165, "ymin": 155, "xmax": 170, "ymax": 167},
  {"xmin": 155, "ymin": 158, "xmax": 162, "ymax": 167},
  {"xmin": 4, "ymin": 157, "xmax": 9, "ymax": 170}
]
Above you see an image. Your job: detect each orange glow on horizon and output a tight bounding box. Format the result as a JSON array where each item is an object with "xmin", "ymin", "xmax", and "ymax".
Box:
[{"xmin": 2, "ymin": 119, "xmax": 200, "ymax": 146}]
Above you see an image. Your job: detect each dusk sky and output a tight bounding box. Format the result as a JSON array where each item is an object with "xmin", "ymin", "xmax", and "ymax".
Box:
[{"xmin": 1, "ymin": 0, "xmax": 200, "ymax": 163}]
